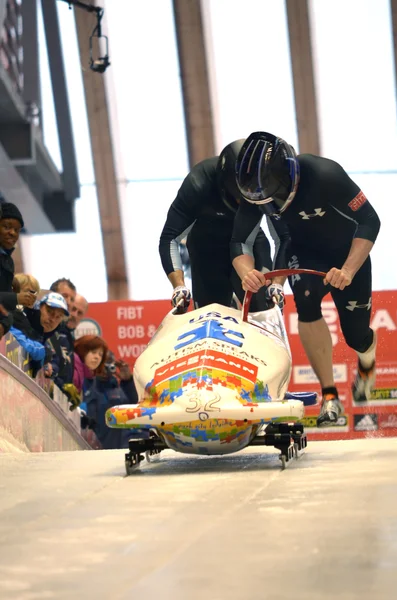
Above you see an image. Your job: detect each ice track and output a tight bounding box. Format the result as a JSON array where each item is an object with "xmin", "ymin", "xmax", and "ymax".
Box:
[{"xmin": 0, "ymin": 438, "xmax": 397, "ymax": 600}]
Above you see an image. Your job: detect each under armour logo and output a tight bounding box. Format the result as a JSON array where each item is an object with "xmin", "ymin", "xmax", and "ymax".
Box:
[
  {"xmin": 346, "ymin": 298, "xmax": 372, "ymax": 311},
  {"xmin": 299, "ymin": 208, "xmax": 326, "ymax": 220}
]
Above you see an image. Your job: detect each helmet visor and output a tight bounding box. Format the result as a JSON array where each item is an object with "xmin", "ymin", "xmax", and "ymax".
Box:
[{"xmin": 236, "ymin": 132, "xmax": 299, "ymax": 215}]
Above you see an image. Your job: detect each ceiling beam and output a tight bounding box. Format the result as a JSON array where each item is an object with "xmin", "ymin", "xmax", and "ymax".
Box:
[
  {"xmin": 73, "ymin": 4, "xmax": 128, "ymax": 300},
  {"xmin": 172, "ymin": 0, "xmax": 216, "ymax": 166},
  {"xmin": 286, "ymin": 0, "xmax": 321, "ymax": 155}
]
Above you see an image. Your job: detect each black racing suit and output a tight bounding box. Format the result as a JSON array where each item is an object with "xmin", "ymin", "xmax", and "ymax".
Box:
[
  {"xmin": 231, "ymin": 154, "xmax": 381, "ymax": 353},
  {"xmin": 159, "ymin": 157, "xmax": 274, "ymax": 311}
]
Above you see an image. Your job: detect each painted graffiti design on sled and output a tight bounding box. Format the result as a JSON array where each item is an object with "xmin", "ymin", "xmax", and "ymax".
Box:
[{"xmin": 106, "ymin": 269, "xmax": 324, "ymax": 473}]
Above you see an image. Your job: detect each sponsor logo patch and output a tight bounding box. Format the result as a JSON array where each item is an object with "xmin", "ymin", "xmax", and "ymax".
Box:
[
  {"xmin": 300, "ymin": 415, "xmax": 348, "ymax": 429},
  {"xmin": 354, "ymin": 414, "xmax": 378, "ymax": 431},
  {"xmin": 154, "ymin": 350, "xmax": 258, "ymax": 384},
  {"xmin": 378, "ymin": 414, "xmax": 397, "ymax": 429},
  {"xmin": 299, "ymin": 208, "xmax": 326, "ymax": 220},
  {"xmin": 370, "ymin": 388, "xmax": 397, "ymax": 401},
  {"xmin": 294, "ymin": 364, "xmax": 347, "ymax": 384},
  {"xmin": 348, "ymin": 190, "xmax": 367, "ymax": 211},
  {"xmin": 74, "ymin": 318, "xmax": 102, "ymax": 339}
]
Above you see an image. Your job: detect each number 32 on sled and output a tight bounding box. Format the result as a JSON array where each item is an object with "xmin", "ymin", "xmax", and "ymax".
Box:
[{"xmin": 106, "ymin": 269, "xmax": 320, "ymax": 473}]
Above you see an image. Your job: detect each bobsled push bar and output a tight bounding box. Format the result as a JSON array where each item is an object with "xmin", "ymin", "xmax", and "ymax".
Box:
[{"xmin": 242, "ymin": 268, "xmax": 326, "ymax": 322}]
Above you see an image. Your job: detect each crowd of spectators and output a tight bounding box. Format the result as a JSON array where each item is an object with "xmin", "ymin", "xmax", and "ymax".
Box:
[{"xmin": 0, "ymin": 201, "xmax": 139, "ymax": 450}]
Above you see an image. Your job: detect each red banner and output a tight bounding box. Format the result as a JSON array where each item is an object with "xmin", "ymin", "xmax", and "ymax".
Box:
[
  {"xmin": 77, "ymin": 299, "xmax": 171, "ymax": 363},
  {"xmin": 82, "ymin": 290, "xmax": 397, "ymax": 441},
  {"xmin": 284, "ymin": 290, "xmax": 397, "ymax": 440}
]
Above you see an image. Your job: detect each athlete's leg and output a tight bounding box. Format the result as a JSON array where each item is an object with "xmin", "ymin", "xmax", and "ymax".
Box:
[
  {"xmin": 288, "ymin": 250, "xmax": 343, "ymax": 426},
  {"xmin": 331, "ymin": 257, "xmax": 376, "ymax": 401},
  {"xmin": 289, "ymin": 253, "xmax": 334, "ymax": 388},
  {"xmin": 298, "ymin": 319, "xmax": 335, "ymax": 388}
]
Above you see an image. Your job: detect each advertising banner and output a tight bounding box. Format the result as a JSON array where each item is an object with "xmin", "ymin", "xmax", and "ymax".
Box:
[
  {"xmin": 76, "ymin": 299, "xmax": 171, "ymax": 362},
  {"xmin": 82, "ymin": 290, "xmax": 397, "ymax": 441},
  {"xmin": 285, "ymin": 290, "xmax": 397, "ymax": 440}
]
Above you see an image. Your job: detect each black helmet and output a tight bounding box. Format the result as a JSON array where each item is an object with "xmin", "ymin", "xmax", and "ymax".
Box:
[
  {"xmin": 216, "ymin": 139, "xmax": 245, "ymax": 212},
  {"xmin": 236, "ymin": 131, "xmax": 299, "ymax": 216}
]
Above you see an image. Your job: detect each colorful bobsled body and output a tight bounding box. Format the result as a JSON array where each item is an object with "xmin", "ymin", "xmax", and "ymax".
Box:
[{"xmin": 106, "ymin": 303, "xmax": 305, "ymax": 455}]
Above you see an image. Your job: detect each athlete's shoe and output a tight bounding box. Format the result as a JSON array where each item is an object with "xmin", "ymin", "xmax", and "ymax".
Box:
[
  {"xmin": 352, "ymin": 361, "xmax": 376, "ymax": 402},
  {"xmin": 316, "ymin": 394, "xmax": 343, "ymax": 427}
]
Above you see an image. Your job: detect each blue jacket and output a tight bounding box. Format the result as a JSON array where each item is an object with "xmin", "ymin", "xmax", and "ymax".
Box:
[
  {"xmin": 80, "ymin": 376, "xmax": 139, "ymax": 449},
  {"xmin": 10, "ymin": 307, "xmax": 54, "ymax": 376},
  {"xmin": 9, "ymin": 326, "xmax": 46, "ymax": 361}
]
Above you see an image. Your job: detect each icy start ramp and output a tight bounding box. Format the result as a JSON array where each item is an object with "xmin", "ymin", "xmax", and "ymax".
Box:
[{"xmin": 0, "ymin": 438, "xmax": 396, "ymax": 600}]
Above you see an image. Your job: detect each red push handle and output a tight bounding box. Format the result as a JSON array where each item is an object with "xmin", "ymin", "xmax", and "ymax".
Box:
[{"xmin": 241, "ymin": 268, "xmax": 326, "ymax": 322}]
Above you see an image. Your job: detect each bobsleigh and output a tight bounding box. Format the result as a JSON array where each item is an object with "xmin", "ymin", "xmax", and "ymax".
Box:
[{"xmin": 106, "ymin": 269, "xmax": 324, "ymax": 473}]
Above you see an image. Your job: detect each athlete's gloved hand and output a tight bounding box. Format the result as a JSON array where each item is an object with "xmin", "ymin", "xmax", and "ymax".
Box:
[
  {"xmin": 171, "ymin": 286, "xmax": 191, "ymax": 314},
  {"xmin": 266, "ymin": 283, "xmax": 285, "ymax": 312}
]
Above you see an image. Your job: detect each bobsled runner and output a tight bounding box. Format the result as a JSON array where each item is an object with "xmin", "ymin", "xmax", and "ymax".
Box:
[{"xmin": 106, "ymin": 269, "xmax": 325, "ymax": 473}]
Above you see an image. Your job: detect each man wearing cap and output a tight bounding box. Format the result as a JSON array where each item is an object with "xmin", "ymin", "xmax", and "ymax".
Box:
[
  {"xmin": 15, "ymin": 292, "xmax": 70, "ymax": 378},
  {"xmin": 24, "ymin": 293, "xmax": 80, "ymax": 408},
  {"xmin": 22, "ymin": 292, "xmax": 69, "ymax": 343},
  {"xmin": 0, "ymin": 202, "xmax": 36, "ymax": 311},
  {"xmin": 48, "ymin": 278, "xmax": 78, "ymax": 391}
]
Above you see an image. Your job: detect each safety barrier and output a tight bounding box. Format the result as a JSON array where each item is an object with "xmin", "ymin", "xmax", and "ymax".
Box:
[{"xmin": 0, "ymin": 333, "xmax": 91, "ymax": 452}]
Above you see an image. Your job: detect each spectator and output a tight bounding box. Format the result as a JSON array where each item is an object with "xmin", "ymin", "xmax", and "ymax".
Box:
[
  {"xmin": 97, "ymin": 351, "xmax": 138, "ymax": 406},
  {"xmin": 22, "ymin": 292, "xmax": 68, "ymax": 338},
  {"xmin": 68, "ymin": 293, "xmax": 89, "ymax": 330},
  {"xmin": 0, "ymin": 202, "xmax": 35, "ymax": 311},
  {"xmin": 48, "ymin": 278, "xmax": 77, "ymax": 390},
  {"xmin": 13, "ymin": 292, "xmax": 69, "ymax": 376},
  {"xmin": 50, "ymin": 278, "xmax": 76, "ymax": 313},
  {"xmin": 10, "ymin": 273, "xmax": 44, "ymax": 373},
  {"xmin": 80, "ymin": 350, "xmax": 140, "ymax": 449},
  {"xmin": 13, "ymin": 273, "xmax": 40, "ymax": 308},
  {"xmin": 73, "ymin": 334, "xmax": 108, "ymax": 394}
]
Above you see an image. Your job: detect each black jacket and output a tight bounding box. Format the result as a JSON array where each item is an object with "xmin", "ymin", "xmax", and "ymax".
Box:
[
  {"xmin": 49, "ymin": 322, "xmax": 75, "ymax": 388},
  {"xmin": 0, "ymin": 247, "xmax": 17, "ymax": 310},
  {"xmin": 0, "ymin": 309, "xmax": 12, "ymax": 336}
]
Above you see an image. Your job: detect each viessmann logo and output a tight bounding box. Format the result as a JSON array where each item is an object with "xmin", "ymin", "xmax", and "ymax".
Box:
[
  {"xmin": 153, "ymin": 350, "xmax": 258, "ymax": 384},
  {"xmin": 293, "ymin": 364, "xmax": 347, "ymax": 384}
]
